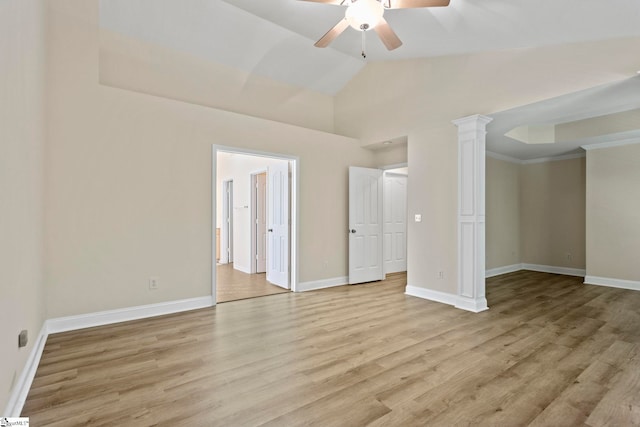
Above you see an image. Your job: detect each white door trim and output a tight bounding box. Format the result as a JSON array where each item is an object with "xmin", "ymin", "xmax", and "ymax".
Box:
[{"xmin": 212, "ymin": 145, "xmax": 299, "ymax": 302}]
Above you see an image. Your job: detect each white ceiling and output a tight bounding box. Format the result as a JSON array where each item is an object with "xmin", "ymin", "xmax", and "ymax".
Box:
[
  {"xmin": 100, "ymin": 0, "xmax": 640, "ymax": 95},
  {"xmin": 100, "ymin": 0, "xmax": 640, "ymax": 159},
  {"xmin": 487, "ymin": 77, "xmax": 640, "ymax": 161}
]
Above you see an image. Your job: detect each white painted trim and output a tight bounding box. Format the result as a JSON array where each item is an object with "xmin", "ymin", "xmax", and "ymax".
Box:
[
  {"xmin": 381, "ymin": 162, "xmax": 408, "ymax": 170},
  {"xmin": 5, "ymin": 296, "xmax": 215, "ymax": 417},
  {"xmin": 485, "ymin": 263, "xmax": 587, "ymax": 278},
  {"xmin": 455, "ymin": 296, "xmax": 489, "ymax": 313},
  {"xmin": 486, "ymin": 151, "xmax": 523, "ymax": 164},
  {"xmin": 522, "ymin": 152, "xmax": 585, "ymax": 165},
  {"xmin": 46, "ymin": 296, "xmax": 213, "ymax": 334},
  {"xmin": 582, "ymin": 138, "xmax": 640, "ymax": 151},
  {"xmin": 486, "ymin": 264, "xmax": 522, "ymax": 278},
  {"xmin": 405, "ymin": 285, "xmax": 488, "ymax": 313},
  {"xmin": 486, "ymin": 150, "xmax": 587, "ymax": 165},
  {"xmin": 454, "ymin": 115, "xmax": 491, "ymax": 315},
  {"xmin": 405, "ymin": 285, "xmax": 459, "ymax": 307},
  {"xmin": 521, "ymin": 263, "xmax": 585, "ymax": 277},
  {"xmin": 3, "ymin": 323, "xmax": 48, "ymax": 417},
  {"xmin": 297, "ymin": 276, "xmax": 348, "ymax": 292},
  {"xmin": 584, "ymin": 275, "xmax": 640, "ymax": 291},
  {"xmin": 212, "ymin": 144, "xmax": 300, "ymax": 295}
]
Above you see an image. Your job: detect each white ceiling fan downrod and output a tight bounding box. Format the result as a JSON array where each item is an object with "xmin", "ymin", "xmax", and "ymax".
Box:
[{"xmin": 361, "ymin": 23, "xmax": 368, "ymax": 58}]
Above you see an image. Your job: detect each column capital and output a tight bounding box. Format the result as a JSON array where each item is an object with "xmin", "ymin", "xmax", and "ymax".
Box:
[{"xmin": 452, "ymin": 114, "xmax": 493, "ymax": 129}]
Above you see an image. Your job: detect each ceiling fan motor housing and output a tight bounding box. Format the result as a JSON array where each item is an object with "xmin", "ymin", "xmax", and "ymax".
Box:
[{"xmin": 345, "ymin": 0, "xmax": 385, "ymax": 31}]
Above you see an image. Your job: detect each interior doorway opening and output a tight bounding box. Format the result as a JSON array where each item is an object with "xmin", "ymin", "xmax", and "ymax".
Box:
[
  {"xmin": 212, "ymin": 147, "xmax": 298, "ymax": 304},
  {"xmin": 348, "ymin": 163, "xmax": 408, "ymax": 285}
]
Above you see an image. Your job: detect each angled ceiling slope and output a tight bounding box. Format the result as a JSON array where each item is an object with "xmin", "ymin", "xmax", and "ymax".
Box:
[{"xmin": 488, "ymin": 77, "xmax": 640, "ymax": 161}]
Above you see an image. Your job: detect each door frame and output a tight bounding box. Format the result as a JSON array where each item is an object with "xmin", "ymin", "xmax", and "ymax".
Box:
[
  {"xmin": 250, "ymin": 169, "xmax": 267, "ymax": 274},
  {"xmin": 212, "ymin": 145, "xmax": 299, "ymax": 303}
]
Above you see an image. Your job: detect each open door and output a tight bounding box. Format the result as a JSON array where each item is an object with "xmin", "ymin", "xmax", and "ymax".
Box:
[
  {"xmin": 220, "ymin": 180, "xmax": 233, "ymax": 264},
  {"xmin": 267, "ymin": 162, "xmax": 290, "ymax": 289},
  {"xmin": 383, "ymin": 172, "xmax": 407, "ymax": 274},
  {"xmin": 349, "ymin": 167, "xmax": 384, "ymax": 284},
  {"xmin": 254, "ymin": 172, "xmax": 268, "ymax": 274}
]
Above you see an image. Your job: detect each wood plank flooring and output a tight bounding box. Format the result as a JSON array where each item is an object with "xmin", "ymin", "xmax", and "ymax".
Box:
[
  {"xmin": 216, "ymin": 263, "xmax": 289, "ymax": 303},
  {"xmin": 22, "ymin": 271, "xmax": 640, "ymax": 426}
]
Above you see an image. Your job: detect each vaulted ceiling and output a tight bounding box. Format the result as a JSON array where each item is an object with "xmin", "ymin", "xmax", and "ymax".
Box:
[
  {"xmin": 100, "ymin": 0, "xmax": 640, "ymax": 159},
  {"xmin": 100, "ymin": 0, "xmax": 640, "ymax": 95}
]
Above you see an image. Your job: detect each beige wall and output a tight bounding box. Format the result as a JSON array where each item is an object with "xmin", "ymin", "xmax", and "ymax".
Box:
[
  {"xmin": 586, "ymin": 143, "xmax": 640, "ymax": 281},
  {"xmin": 99, "ymin": 29, "xmax": 335, "ymax": 134},
  {"xmin": 0, "ymin": 0, "xmax": 46, "ymax": 413},
  {"xmin": 406, "ymin": 126, "xmax": 458, "ymax": 293},
  {"xmin": 520, "ymin": 158, "xmax": 586, "ymax": 269},
  {"xmin": 372, "ymin": 143, "xmax": 408, "ymax": 168},
  {"xmin": 335, "ymin": 37, "xmax": 639, "ymax": 293},
  {"xmin": 45, "ymin": 0, "xmax": 375, "ymax": 318},
  {"xmin": 486, "ymin": 157, "xmax": 521, "ymax": 270}
]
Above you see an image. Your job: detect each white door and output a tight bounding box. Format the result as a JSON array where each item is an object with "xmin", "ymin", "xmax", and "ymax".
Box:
[
  {"xmin": 221, "ymin": 180, "xmax": 233, "ymax": 264},
  {"xmin": 267, "ymin": 162, "xmax": 289, "ymax": 288},
  {"xmin": 349, "ymin": 167, "xmax": 384, "ymax": 284},
  {"xmin": 383, "ymin": 173, "xmax": 407, "ymax": 274},
  {"xmin": 255, "ymin": 172, "xmax": 267, "ymax": 273}
]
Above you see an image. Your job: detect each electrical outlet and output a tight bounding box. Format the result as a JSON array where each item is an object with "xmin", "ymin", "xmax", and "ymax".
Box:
[
  {"xmin": 149, "ymin": 277, "xmax": 159, "ymax": 290},
  {"xmin": 566, "ymin": 253, "xmax": 573, "ymax": 261},
  {"xmin": 438, "ymin": 271, "xmax": 444, "ymax": 279},
  {"xmin": 18, "ymin": 330, "xmax": 28, "ymax": 348}
]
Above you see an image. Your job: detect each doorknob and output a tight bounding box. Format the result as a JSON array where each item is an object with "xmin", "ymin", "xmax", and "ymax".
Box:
[
  {"xmin": 350, "ymin": 229, "xmax": 356, "ymax": 234},
  {"xmin": 268, "ymin": 229, "xmax": 273, "ymax": 232}
]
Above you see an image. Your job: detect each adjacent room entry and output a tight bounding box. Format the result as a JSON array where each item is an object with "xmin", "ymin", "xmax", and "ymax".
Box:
[
  {"xmin": 214, "ymin": 148, "xmax": 297, "ymax": 303},
  {"xmin": 348, "ymin": 165, "xmax": 408, "ymax": 285}
]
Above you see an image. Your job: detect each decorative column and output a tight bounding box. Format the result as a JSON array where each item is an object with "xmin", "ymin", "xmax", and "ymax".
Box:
[{"xmin": 452, "ymin": 115, "xmax": 493, "ymax": 312}]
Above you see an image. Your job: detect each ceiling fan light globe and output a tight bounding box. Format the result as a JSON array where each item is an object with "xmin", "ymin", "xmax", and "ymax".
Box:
[{"xmin": 345, "ymin": 0, "xmax": 384, "ymax": 31}]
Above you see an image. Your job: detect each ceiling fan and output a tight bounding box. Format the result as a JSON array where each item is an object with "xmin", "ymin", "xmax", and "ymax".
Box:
[{"xmin": 300, "ymin": 0, "xmax": 450, "ymax": 57}]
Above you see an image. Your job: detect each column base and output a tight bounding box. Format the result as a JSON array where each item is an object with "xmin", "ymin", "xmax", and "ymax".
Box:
[{"xmin": 455, "ymin": 296, "xmax": 489, "ymax": 313}]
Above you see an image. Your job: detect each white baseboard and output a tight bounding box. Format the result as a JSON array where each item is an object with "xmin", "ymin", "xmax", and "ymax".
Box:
[
  {"xmin": 584, "ymin": 275, "xmax": 640, "ymax": 291},
  {"xmin": 46, "ymin": 296, "xmax": 214, "ymax": 334},
  {"xmin": 5, "ymin": 296, "xmax": 214, "ymax": 417},
  {"xmin": 455, "ymin": 296, "xmax": 489, "ymax": 313},
  {"xmin": 486, "ymin": 263, "xmax": 586, "ymax": 278},
  {"xmin": 405, "ymin": 285, "xmax": 459, "ymax": 307},
  {"xmin": 3, "ymin": 323, "xmax": 48, "ymax": 417},
  {"xmin": 297, "ymin": 276, "xmax": 348, "ymax": 292},
  {"xmin": 522, "ymin": 263, "xmax": 586, "ymax": 277},
  {"xmin": 486, "ymin": 264, "xmax": 522, "ymax": 278},
  {"xmin": 405, "ymin": 285, "xmax": 489, "ymax": 313}
]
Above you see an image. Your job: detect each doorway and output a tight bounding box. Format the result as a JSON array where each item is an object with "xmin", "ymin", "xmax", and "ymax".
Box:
[
  {"xmin": 348, "ymin": 163, "xmax": 408, "ymax": 284},
  {"xmin": 213, "ymin": 146, "xmax": 298, "ymax": 303},
  {"xmin": 383, "ymin": 168, "xmax": 408, "ymax": 274}
]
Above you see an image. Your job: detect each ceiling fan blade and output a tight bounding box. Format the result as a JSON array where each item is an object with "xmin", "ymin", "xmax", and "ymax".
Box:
[
  {"xmin": 386, "ymin": 0, "xmax": 450, "ymax": 8},
  {"xmin": 298, "ymin": 0, "xmax": 344, "ymax": 4},
  {"xmin": 374, "ymin": 18, "xmax": 403, "ymax": 50},
  {"xmin": 314, "ymin": 19, "xmax": 350, "ymax": 48}
]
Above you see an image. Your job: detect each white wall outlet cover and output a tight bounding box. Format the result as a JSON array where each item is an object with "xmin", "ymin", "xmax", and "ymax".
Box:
[{"xmin": 414, "ymin": 214, "xmax": 422, "ymax": 222}]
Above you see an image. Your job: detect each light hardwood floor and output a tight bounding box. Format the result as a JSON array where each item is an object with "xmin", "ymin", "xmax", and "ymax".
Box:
[
  {"xmin": 23, "ymin": 271, "xmax": 640, "ymax": 426},
  {"xmin": 216, "ymin": 263, "xmax": 289, "ymax": 303}
]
